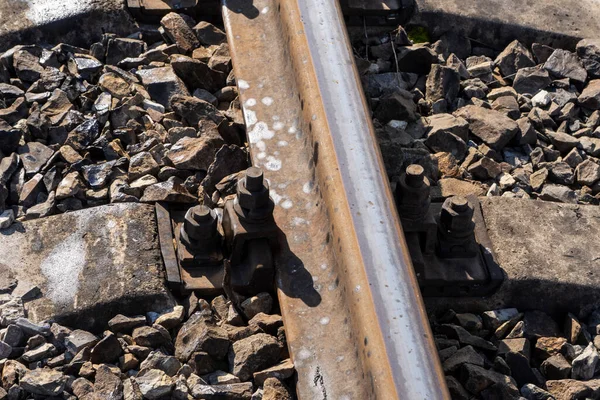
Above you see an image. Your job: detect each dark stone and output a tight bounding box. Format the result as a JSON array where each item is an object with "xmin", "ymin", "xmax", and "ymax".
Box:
[
  {"xmin": 544, "ymin": 49, "xmax": 588, "ymax": 83},
  {"xmin": 495, "ymin": 40, "xmax": 536, "ymax": 78},
  {"xmin": 513, "ymin": 66, "xmax": 552, "ymax": 94},
  {"xmin": 170, "ymin": 55, "xmax": 226, "ymax": 93},
  {"xmin": 106, "ymin": 38, "xmax": 146, "ymax": 66},
  {"xmin": 374, "ymin": 89, "xmax": 418, "ymax": 123}
]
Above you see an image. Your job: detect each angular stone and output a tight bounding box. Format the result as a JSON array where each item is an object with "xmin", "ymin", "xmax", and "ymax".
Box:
[
  {"xmin": 505, "ymin": 351, "xmax": 542, "ymax": 388},
  {"xmin": 425, "ymin": 130, "xmax": 467, "ymax": 161},
  {"xmin": 136, "ymin": 368, "xmax": 173, "ymax": 399},
  {"xmin": 94, "ymin": 364, "xmax": 124, "ymax": 399},
  {"xmin": 66, "ymin": 329, "xmax": 98, "ymax": 354},
  {"xmin": 541, "ymin": 354, "xmax": 572, "ymax": 380},
  {"xmin": 22, "ymin": 342, "xmax": 56, "ymax": 362},
  {"xmin": 170, "ymin": 95, "xmax": 224, "ymax": 126},
  {"xmin": 241, "ymin": 293, "xmax": 273, "ymax": 320},
  {"xmin": 455, "ymin": 105, "xmax": 519, "ymax": 150},
  {"xmin": 539, "ymin": 184, "xmax": 577, "ymax": 203},
  {"xmin": 535, "ymin": 337, "xmax": 567, "ymax": 361},
  {"xmin": 0, "ymin": 121, "xmax": 22, "ymax": 155},
  {"xmin": 90, "ymin": 332, "xmax": 123, "ymax": 364},
  {"xmin": 201, "ymin": 145, "xmax": 248, "ymax": 194},
  {"xmin": 65, "ymin": 118, "xmax": 100, "ymax": 151},
  {"xmin": 171, "ymin": 54, "xmax": 226, "ymax": 93},
  {"xmin": 167, "ymin": 135, "xmax": 226, "ymax": 171},
  {"xmin": 548, "ymin": 161, "xmax": 574, "ymax": 185},
  {"xmin": 82, "ymin": 161, "xmax": 116, "ymax": 189},
  {"xmin": 161, "ymin": 12, "xmax": 199, "ymax": 53},
  {"xmin": 175, "ymin": 313, "xmax": 230, "ymax": 362},
  {"xmin": 19, "ymin": 173, "xmax": 44, "ymax": 208},
  {"xmin": 482, "ymin": 308, "xmax": 520, "ymax": 331},
  {"xmin": 132, "ymin": 326, "xmax": 167, "ymax": 348},
  {"xmin": 546, "ymin": 379, "xmax": 596, "ymax": 400},
  {"xmin": 426, "ymin": 64, "xmax": 460, "ymax": 104},
  {"xmin": 20, "ymin": 368, "xmax": 66, "ymax": 397},
  {"xmin": 374, "ymin": 89, "xmax": 418, "ymax": 123},
  {"xmin": 572, "ymin": 342, "xmax": 598, "ymax": 380},
  {"xmin": 253, "ymin": 359, "xmax": 294, "ymax": 386},
  {"xmin": 106, "ymin": 38, "xmax": 146, "ymax": 65},
  {"xmin": 190, "ymin": 382, "xmax": 254, "ymax": 400},
  {"xmin": 460, "ymin": 363, "xmax": 517, "ymax": 395},
  {"xmin": 17, "ymin": 143, "xmax": 53, "ymax": 176},
  {"xmin": 468, "ymin": 157, "xmax": 502, "ymax": 180},
  {"xmin": 140, "ymin": 178, "xmax": 196, "ymax": 203},
  {"xmin": 545, "ymin": 130, "xmax": 580, "ymax": 154},
  {"xmin": 13, "ymin": 48, "xmax": 44, "ymax": 82},
  {"xmin": 193, "ymin": 22, "xmax": 226, "ymax": 46},
  {"xmin": 426, "ymin": 113, "xmax": 469, "ymax": 141},
  {"xmin": 136, "ymin": 66, "xmax": 190, "ymax": 110},
  {"xmin": 40, "ymin": 89, "xmax": 73, "ymax": 124},
  {"xmin": 129, "ymin": 152, "xmax": 159, "ymax": 181},
  {"xmin": 497, "ymin": 338, "xmax": 530, "ymax": 360},
  {"xmin": 56, "ymin": 171, "xmax": 84, "ymax": 200},
  {"xmin": 229, "ymin": 333, "xmax": 281, "ymax": 381},
  {"xmin": 544, "ymin": 49, "xmax": 588, "ymax": 83},
  {"xmin": 495, "ymin": 40, "xmax": 535, "ymax": 78},
  {"xmin": 513, "ymin": 66, "xmax": 552, "ymax": 94},
  {"xmin": 140, "ymin": 350, "xmax": 182, "ymax": 377},
  {"xmin": 99, "ymin": 72, "xmax": 132, "ymax": 98},
  {"xmin": 578, "ymin": 80, "xmax": 600, "ymax": 110},
  {"xmin": 262, "ymin": 377, "xmax": 293, "ymax": 400},
  {"xmin": 443, "ymin": 345, "xmax": 484, "ymax": 372}
]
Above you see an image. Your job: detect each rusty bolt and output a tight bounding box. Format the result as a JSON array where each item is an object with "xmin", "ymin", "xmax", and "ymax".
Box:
[
  {"xmin": 237, "ymin": 167, "xmax": 271, "ymax": 211},
  {"xmin": 184, "ymin": 205, "xmax": 218, "ymax": 241},
  {"xmin": 439, "ymin": 196, "xmax": 474, "ymax": 234},
  {"xmin": 245, "ymin": 167, "xmax": 264, "ymax": 191},
  {"xmin": 405, "ymin": 164, "xmax": 425, "ymax": 188}
]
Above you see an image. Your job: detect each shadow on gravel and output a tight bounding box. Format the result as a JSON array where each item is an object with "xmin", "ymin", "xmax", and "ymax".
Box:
[
  {"xmin": 276, "ymin": 229, "xmax": 322, "ymax": 308},
  {"xmin": 223, "ymin": 0, "xmax": 260, "ymax": 20}
]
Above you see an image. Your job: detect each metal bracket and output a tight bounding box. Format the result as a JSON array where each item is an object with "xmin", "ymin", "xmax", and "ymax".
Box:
[
  {"xmin": 396, "ymin": 165, "xmax": 503, "ymax": 297},
  {"xmin": 155, "ymin": 167, "xmax": 277, "ymax": 296}
]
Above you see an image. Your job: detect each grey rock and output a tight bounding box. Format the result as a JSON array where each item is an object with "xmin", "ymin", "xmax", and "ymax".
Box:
[
  {"xmin": 374, "ymin": 89, "xmax": 418, "ymax": 123},
  {"xmin": 545, "ymin": 130, "xmax": 580, "ymax": 154},
  {"xmin": 571, "ymin": 342, "xmax": 598, "ymax": 380},
  {"xmin": 21, "ymin": 368, "xmax": 66, "ymax": 397},
  {"xmin": 22, "ymin": 343, "xmax": 56, "ymax": 362},
  {"xmin": 140, "ymin": 178, "xmax": 196, "ymax": 203},
  {"xmin": 140, "ymin": 350, "xmax": 182, "ymax": 377},
  {"xmin": 495, "ymin": 40, "xmax": 536, "ymax": 78},
  {"xmin": 193, "ymin": 22, "xmax": 226, "ymax": 46},
  {"xmin": 65, "ymin": 330, "xmax": 98, "ymax": 354},
  {"xmin": 174, "ymin": 312, "xmax": 230, "ymax": 362},
  {"xmin": 228, "ymin": 333, "xmax": 282, "ymax": 381},
  {"xmin": 132, "ymin": 326, "xmax": 168, "ymax": 348},
  {"xmin": 513, "ymin": 67, "xmax": 552, "ymax": 94},
  {"xmin": 548, "ymin": 162, "xmax": 574, "ymax": 185},
  {"xmin": 460, "ymin": 363, "xmax": 518, "ymax": 395},
  {"xmin": 520, "ymin": 383, "xmax": 555, "ymax": 400},
  {"xmin": 544, "ymin": 49, "xmax": 587, "ymax": 83},
  {"xmin": 482, "ymin": 308, "xmax": 520, "ymax": 330},
  {"xmin": 576, "ymin": 159, "xmax": 600, "ymax": 185},
  {"xmin": 455, "ymin": 105, "xmax": 518, "ymax": 150},
  {"xmin": 540, "ymin": 184, "xmax": 577, "ymax": 203},
  {"xmin": 171, "ymin": 54, "xmax": 226, "ymax": 93},
  {"xmin": 442, "ymin": 345, "xmax": 484, "ymax": 372},
  {"xmin": 94, "ymin": 364, "xmax": 124, "ymax": 400},
  {"xmin": 136, "ymin": 66, "xmax": 190, "ymax": 110},
  {"xmin": 0, "ymin": 120, "xmax": 22, "ymax": 154},
  {"xmin": 541, "ymin": 354, "xmax": 571, "ymax": 380},
  {"xmin": 106, "ymin": 38, "xmax": 146, "ymax": 65},
  {"xmin": 426, "ymin": 64, "xmax": 460, "ymax": 104},
  {"xmin": 90, "ymin": 332, "xmax": 123, "ymax": 364},
  {"xmin": 241, "ymin": 293, "xmax": 273, "ymax": 320},
  {"xmin": 577, "ymin": 39, "xmax": 600, "ymax": 78},
  {"xmin": 190, "ymin": 382, "xmax": 254, "ymax": 400},
  {"xmin": 136, "ymin": 368, "xmax": 173, "ymax": 400},
  {"xmin": 578, "ymin": 80, "xmax": 600, "ymax": 110}
]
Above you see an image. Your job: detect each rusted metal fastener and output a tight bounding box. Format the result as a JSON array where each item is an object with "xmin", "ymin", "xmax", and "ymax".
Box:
[
  {"xmin": 180, "ymin": 205, "xmax": 219, "ymax": 247},
  {"xmin": 234, "ymin": 167, "xmax": 275, "ymax": 223},
  {"xmin": 396, "ymin": 164, "xmax": 431, "ymax": 222},
  {"xmin": 437, "ymin": 196, "xmax": 477, "ymax": 258},
  {"xmin": 222, "ymin": 167, "xmax": 278, "ymax": 294}
]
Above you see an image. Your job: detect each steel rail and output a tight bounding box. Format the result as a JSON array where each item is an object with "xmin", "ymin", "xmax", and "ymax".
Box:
[{"xmin": 222, "ymin": 0, "xmax": 448, "ymax": 398}]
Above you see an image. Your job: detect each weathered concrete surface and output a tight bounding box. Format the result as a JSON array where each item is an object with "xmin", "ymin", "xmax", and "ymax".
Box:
[
  {"xmin": 0, "ymin": 0, "xmax": 137, "ymax": 52},
  {"xmin": 411, "ymin": 0, "xmax": 600, "ymax": 49},
  {"xmin": 0, "ymin": 203, "xmax": 174, "ymax": 332},
  {"xmin": 425, "ymin": 198, "xmax": 600, "ymax": 318}
]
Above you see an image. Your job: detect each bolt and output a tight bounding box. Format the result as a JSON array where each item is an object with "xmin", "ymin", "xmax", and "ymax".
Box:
[
  {"xmin": 245, "ymin": 167, "xmax": 264, "ymax": 192},
  {"xmin": 190, "ymin": 205, "xmax": 213, "ymax": 223},
  {"xmin": 405, "ymin": 164, "xmax": 425, "ymax": 188},
  {"xmin": 184, "ymin": 205, "xmax": 218, "ymax": 241},
  {"xmin": 449, "ymin": 196, "xmax": 469, "ymax": 213}
]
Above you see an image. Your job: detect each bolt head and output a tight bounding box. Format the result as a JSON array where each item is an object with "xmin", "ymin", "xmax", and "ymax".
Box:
[
  {"xmin": 237, "ymin": 177, "xmax": 270, "ymax": 210},
  {"xmin": 245, "ymin": 167, "xmax": 264, "ymax": 192},
  {"xmin": 184, "ymin": 205, "xmax": 218, "ymax": 240},
  {"xmin": 440, "ymin": 196, "xmax": 474, "ymax": 233},
  {"xmin": 405, "ymin": 164, "xmax": 425, "ymax": 188}
]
